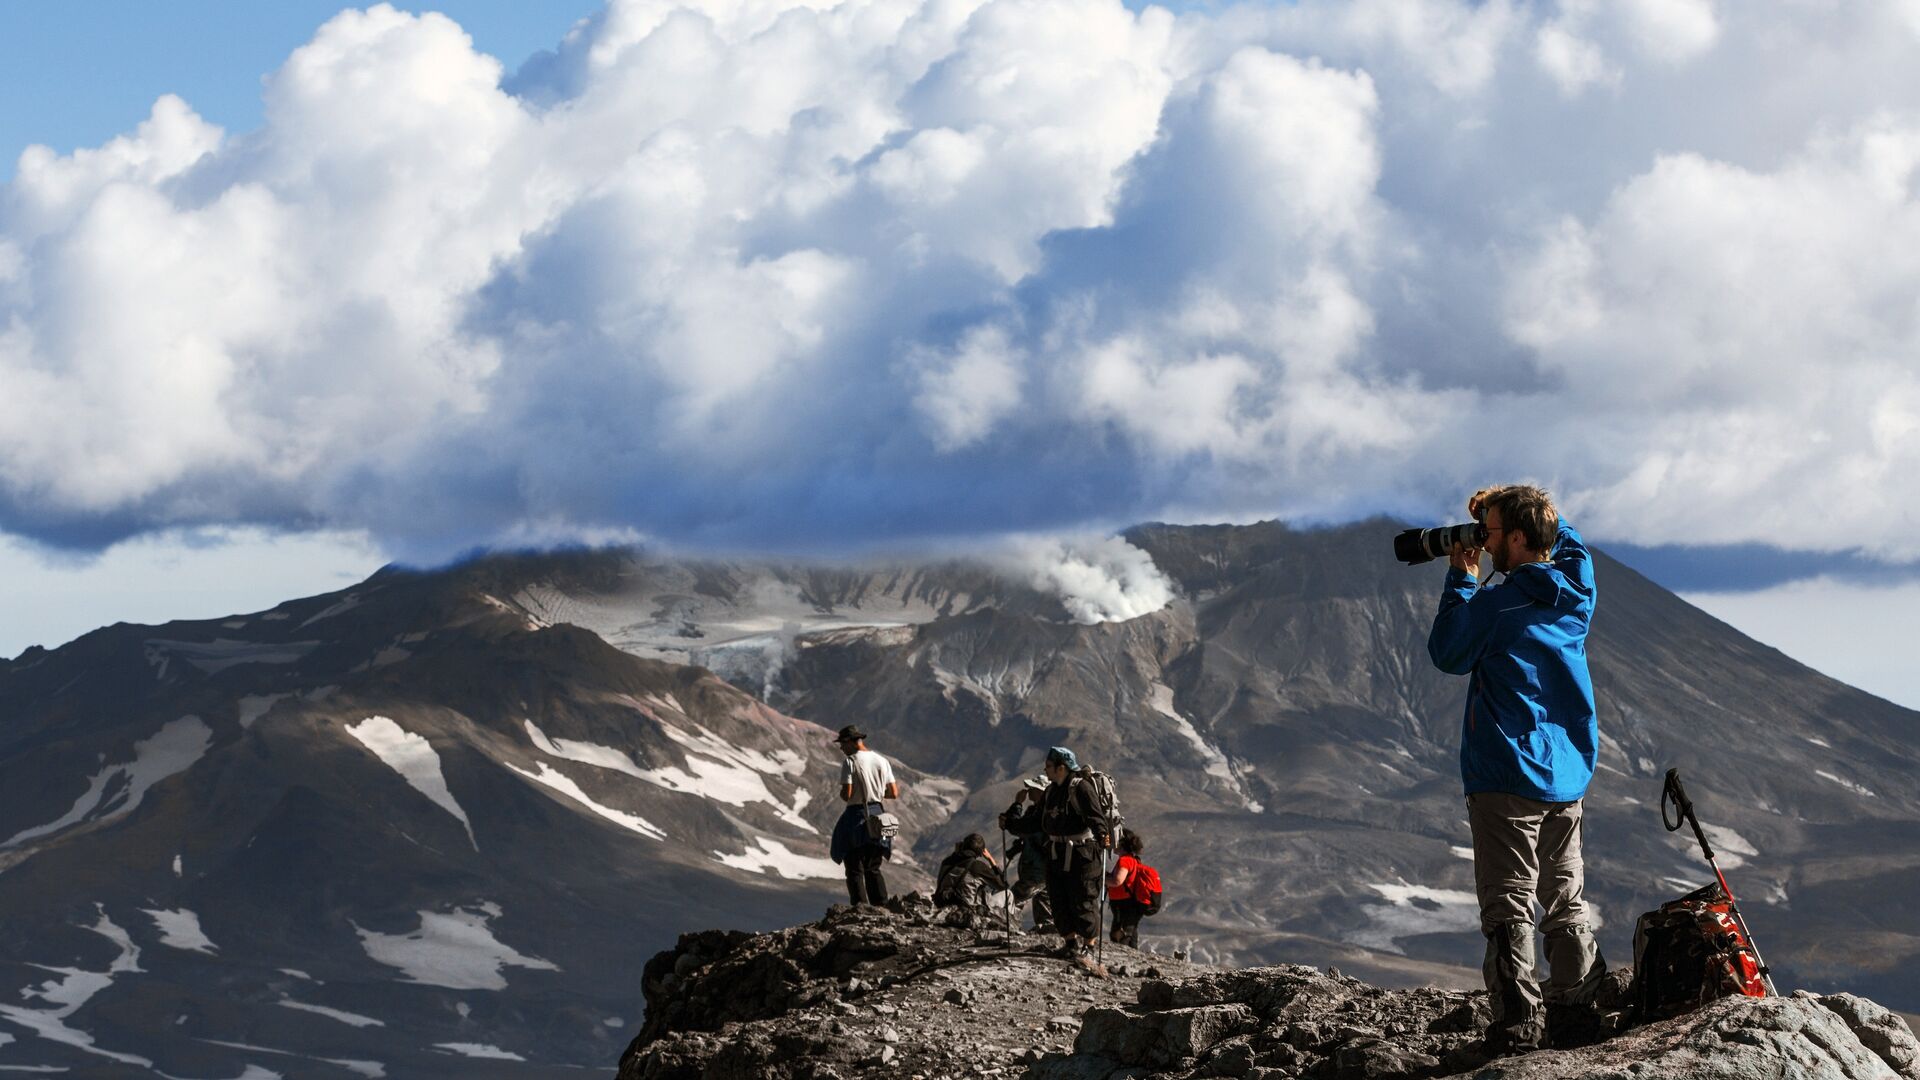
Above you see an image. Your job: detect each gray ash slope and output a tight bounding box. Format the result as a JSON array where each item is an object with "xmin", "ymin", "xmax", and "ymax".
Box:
[
  {"xmin": 2, "ymin": 520, "xmax": 1918, "ymax": 1075},
  {"xmin": 617, "ymin": 902, "xmax": 1920, "ymax": 1080}
]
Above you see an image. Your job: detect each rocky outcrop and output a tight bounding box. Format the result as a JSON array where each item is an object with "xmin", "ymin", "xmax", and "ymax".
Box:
[
  {"xmin": 616, "ymin": 897, "xmax": 1206, "ymax": 1080},
  {"xmin": 616, "ymin": 906, "xmax": 1920, "ymax": 1080},
  {"xmin": 1049, "ymin": 966, "xmax": 1919, "ymax": 1080}
]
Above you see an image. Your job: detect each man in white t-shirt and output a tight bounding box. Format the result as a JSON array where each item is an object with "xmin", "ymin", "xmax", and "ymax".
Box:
[{"xmin": 829, "ymin": 724, "xmax": 901, "ymax": 906}]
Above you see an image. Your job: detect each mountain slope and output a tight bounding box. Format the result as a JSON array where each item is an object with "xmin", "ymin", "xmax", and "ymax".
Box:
[{"xmin": 1, "ymin": 519, "xmax": 1917, "ymax": 1075}]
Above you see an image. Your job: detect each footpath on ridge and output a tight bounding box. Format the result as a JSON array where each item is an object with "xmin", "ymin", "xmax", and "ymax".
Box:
[{"xmin": 613, "ymin": 899, "xmax": 1920, "ymax": 1080}]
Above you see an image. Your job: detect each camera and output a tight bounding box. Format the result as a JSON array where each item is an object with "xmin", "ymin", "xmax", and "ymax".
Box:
[{"xmin": 1393, "ymin": 522, "xmax": 1486, "ymax": 565}]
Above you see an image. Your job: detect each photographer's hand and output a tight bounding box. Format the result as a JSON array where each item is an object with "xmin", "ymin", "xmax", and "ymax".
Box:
[{"xmin": 1449, "ymin": 540, "xmax": 1482, "ymax": 580}]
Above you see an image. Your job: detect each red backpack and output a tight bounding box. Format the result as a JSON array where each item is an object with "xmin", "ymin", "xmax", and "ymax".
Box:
[
  {"xmin": 1130, "ymin": 862, "xmax": 1163, "ymax": 915},
  {"xmin": 1631, "ymin": 881, "xmax": 1766, "ymax": 1021}
]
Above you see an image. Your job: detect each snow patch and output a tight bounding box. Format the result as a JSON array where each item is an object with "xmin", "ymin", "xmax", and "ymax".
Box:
[
  {"xmin": 354, "ymin": 903, "xmax": 558, "ymax": 991},
  {"xmin": 172, "ymin": 855, "xmax": 183, "ymax": 877},
  {"xmin": 344, "ymin": 717, "xmax": 477, "ymax": 850},
  {"xmin": 504, "ymin": 762, "xmax": 665, "ymax": 839},
  {"xmin": 550, "ymin": 716, "xmax": 816, "ymax": 832},
  {"xmin": 1146, "ymin": 683, "xmax": 1259, "ymax": 811},
  {"xmin": 142, "ymin": 908, "xmax": 216, "ymax": 954},
  {"xmin": 197, "ymin": 1040, "xmax": 384, "ymax": 1078},
  {"xmin": 0, "ymin": 909, "xmax": 150, "ymax": 1067},
  {"xmin": 298, "ymin": 595, "xmax": 362, "ymax": 627},
  {"xmin": 1815, "ymin": 770, "xmax": 1877, "ymax": 798},
  {"xmin": 434, "ymin": 1043, "xmax": 525, "ymax": 1061},
  {"xmin": 238, "ymin": 693, "xmax": 291, "ymax": 726},
  {"xmin": 145, "ymin": 639, "xmax": 320, "ymax": 674},
  {"xmin": 524, "ymin": 721, "xmax": 645, "ymax": 779},
  {"xmin": 1348, "ymin": 883, "xmax": 1480, "ymax": 955},
  {"xmin": 1449, "ymin": 846, "xmax": 1475, "ymax": 861},
  {"xmin": 712, "ymin": 836, "xmax": 842, "ymax": 880},
  {"xmin": 3, "ymin": 716, "xmax": 213, "ymax": 849},
  {"xmin": 1804, "ymin": 735, "xmax": 1831, "ymax": 748},
  {"xmin": 1699, "ymin": 825, "xmax": 1758, "ymax": 870},
  {"xmin": 277, "ymin": 1000, "xmax": 384, "ymax": 1028}
]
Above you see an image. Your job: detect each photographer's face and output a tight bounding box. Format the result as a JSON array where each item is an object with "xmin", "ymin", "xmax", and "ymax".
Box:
[{"xmin": 1483, "ymin": 508, "xmax": 1526, "ymax": 574}]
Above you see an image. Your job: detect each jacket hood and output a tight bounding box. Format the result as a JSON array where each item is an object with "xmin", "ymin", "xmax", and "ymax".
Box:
[{"xmin": 1508, "ymin": 560, "xmax": 1590, "ymax": 613}]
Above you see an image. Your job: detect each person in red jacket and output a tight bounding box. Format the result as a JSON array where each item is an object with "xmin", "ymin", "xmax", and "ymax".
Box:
[{"xmin": 1106, "ymin": 829, "xmax": 1149, "ymax": 948}]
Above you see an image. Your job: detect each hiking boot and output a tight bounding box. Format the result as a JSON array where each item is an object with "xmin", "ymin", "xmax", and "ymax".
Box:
[{"xmin": 1485, "ymin": 1018, "xmax": 1545, "ymax": 1057}]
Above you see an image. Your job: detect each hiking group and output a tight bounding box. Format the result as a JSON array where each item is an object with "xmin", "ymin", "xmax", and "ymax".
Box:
[
  {"xmin": 826, "ymin": 482, "xmax": 1604, "ymax": 1054},
  {"xmin": 829, "ymin": 726, "xmax": 1162, "ymax": 965}
]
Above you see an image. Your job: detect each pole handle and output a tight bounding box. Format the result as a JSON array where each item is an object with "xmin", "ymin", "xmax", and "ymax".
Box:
[{"xmin": 1662, "ymin": 768, "xmax": 1716, "ymax": 860}]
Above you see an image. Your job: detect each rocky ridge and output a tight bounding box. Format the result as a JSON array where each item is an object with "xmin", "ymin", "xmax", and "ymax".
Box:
[{"xmin": 617, "ymin": 904, "xmax": 1920, "ymax": 1080}]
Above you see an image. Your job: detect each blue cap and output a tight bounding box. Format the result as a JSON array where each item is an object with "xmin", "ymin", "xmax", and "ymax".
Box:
[{"xmin": 1046, "ymin": 746, "xmax": 1079, "ymax": 771}]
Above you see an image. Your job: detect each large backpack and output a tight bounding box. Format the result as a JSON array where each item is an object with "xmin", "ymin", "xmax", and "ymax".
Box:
[
  {"xmin": 1130, "ymin": 862, "xmax": 1164, "ymax": 916},
  {"xmin": 1631, "ymin": 881, "xmax": 1767, "ymax": 1022},
  {"xmin": 933, "ymin": 854, "xmax": 969, "ymax": 908},
  {"xmin": 1079, "ymin": 769, "xmax": 1122, "ymax": 847}
]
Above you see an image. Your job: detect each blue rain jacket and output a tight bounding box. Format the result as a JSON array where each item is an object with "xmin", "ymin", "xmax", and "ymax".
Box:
[
  {"xmin": 830, "ymin": 801, "xmax": 892, "ymax": 863},
  {"xmin": 1427, "ymin": 519, "xmax": 1598, "ymax": 803}
]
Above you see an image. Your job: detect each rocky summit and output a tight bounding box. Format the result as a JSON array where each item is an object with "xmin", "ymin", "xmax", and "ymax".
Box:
[{"xmin": 617, "ymin": 901, "xmax": 1920, "ymax": 1080}]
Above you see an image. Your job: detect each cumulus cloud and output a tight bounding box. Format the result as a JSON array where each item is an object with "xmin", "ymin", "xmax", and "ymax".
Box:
[
  {"xmin": 3, "ymin": 0, "xmax": 1920, "ymax": 563},
  {"xmin": 1000, "ymin": 534, "xmax": 1174, "ymax": 624}
]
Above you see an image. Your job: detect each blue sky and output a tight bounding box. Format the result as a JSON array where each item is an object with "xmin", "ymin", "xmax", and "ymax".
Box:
[
  {"xmin": 0, "ymin": 3, "xmax": 592, "ymax": 182},
  {"xmin": 5, "ymin": 0, "xmax": 1920, "ymax": 710}
]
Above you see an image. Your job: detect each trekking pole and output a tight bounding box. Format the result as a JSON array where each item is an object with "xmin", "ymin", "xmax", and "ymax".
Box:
[
  {"xmin": 1002, "ymin": 827, "xmax": 1012, "ymax": 954},
  {"xmin": 1661, "ymin": 769, "xmax": 1778, "ymax": 994},
  {"xmin": 1096, "ymin": 845, "xmax": 1109, "ymax": 971}
]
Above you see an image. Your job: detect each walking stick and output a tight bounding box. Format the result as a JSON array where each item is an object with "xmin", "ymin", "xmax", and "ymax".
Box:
[
  {"xmin": 1002, "ymin": 826, "xmax": 1013, "ymax": 954},
  {"xmin": 1096, "ymin": 846, "xmax": 1109, "ymax": 971},
  {"xmin": 1661, "ymin": 769, "xmax": 1778, "ymax": 994}
]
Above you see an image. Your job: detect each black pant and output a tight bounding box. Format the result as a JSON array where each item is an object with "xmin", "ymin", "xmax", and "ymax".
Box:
[
  {"xmin": 845, "ymin": 846, "xmax": 887, "ymax": 906},
  {"xmin": 1043, "ymin": 844, "xmax": 1102, "ymax": 940},
  {"xmin": 1014, "ymin": 876, "xmax": 1054, "ymax": 929},
  {"xmin": 1109, "ymin": 898, "xmax": 1146, "ymax": 947}
]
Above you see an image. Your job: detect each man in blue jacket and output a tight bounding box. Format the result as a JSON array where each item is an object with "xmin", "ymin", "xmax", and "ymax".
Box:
[{"xmin": 1428, "ymin": 484, "xmax": 1606, "ymax": 1054}]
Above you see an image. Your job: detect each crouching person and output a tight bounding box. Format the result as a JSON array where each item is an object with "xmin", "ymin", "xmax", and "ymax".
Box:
[
  {"xmin": 1007, "ymin": 746, "xmax": 1109, "ymax": 964},
  {"xmin": 1427, "ymin": 485, "xmax": 1607, "ymax": 1054},
  {"xmin": 999, "ymin": 778, "xmax": 1054, "ymax": 932},
  {"xmin": 1106, "ymin": 829, "xmax": 1155, "ymax": 949},
  {"xmin": 933, "ymin": 834, "xmax": 1008, "ymax": 924}
]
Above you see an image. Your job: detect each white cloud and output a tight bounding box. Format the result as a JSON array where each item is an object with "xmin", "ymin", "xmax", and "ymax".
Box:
[
  {"xmin": 912, "ymin": 324, "xmax": 1026, "ymax": 450},
  {"xmin": 0, "ymin": 0, "xmax": 1918, "ymax": 569}
]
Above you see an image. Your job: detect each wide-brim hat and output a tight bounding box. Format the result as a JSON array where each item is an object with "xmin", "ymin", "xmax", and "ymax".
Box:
[
  {"xmin": 835, "ymin": 724, "xmax": 867, "ymax": 743},
  {"xmin": 1021, "ymin": 776, "xmax": 1047, "ymax": 792}
]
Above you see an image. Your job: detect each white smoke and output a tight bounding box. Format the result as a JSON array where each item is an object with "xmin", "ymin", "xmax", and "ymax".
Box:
[{"xmin": 1002, "ymin": 535, "xmax": 1174, "ymax": 625}]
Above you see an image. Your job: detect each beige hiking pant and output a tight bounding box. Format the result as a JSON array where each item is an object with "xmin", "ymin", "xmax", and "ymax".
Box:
[{"xmin": 1467, "ymin": 792, "xmax": 1604, "ymax": 1033}]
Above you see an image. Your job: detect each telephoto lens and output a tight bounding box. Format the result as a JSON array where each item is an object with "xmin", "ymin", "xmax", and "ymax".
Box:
[{"xmin": 1392, "ymin": 522, "xmax": 1487, "ymax": 565}]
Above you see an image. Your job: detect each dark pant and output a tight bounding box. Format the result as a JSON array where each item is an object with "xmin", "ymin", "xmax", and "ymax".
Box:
[
  {"xmin": 1014, "ymin": 876, "xmax": 1054, "ymax": 930},
  {"xmin": 1109, "ymin": 898, "xmax": 1146, "ymax": 948},
  {"xmin": 1468, "ymin": 793, "xmax": 1605, "ymax": 1050},
  {"xmin": 845, "ymin": 846, "xmax": 887, "ymax": 906},
  {"xmin": 1044, "ymin": 844, "xmax": 1102, "ymax": 941}
]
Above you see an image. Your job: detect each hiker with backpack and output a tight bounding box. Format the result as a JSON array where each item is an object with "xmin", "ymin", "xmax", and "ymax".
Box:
[
  {"xmin": 827, "ymin": 724, "xmax": 900, "ymax": 907},
  {"xmin": 933, "ymin": 833, "xmax": 1009, "ymax": 923},
  {"xmin": 997, "ymin": 777, "xmax": 1055, "ymax": 933},
  {"xmin": 1004, "ymin": 746, "xmax": 1112, "ymax": 965},
  {"xmin": 1105, "ymin": 829, "xmax": 1162, "ymax": 948},
  {"xmin": 1427, "ymin": 485, "xmax": 1607, "ymax": 1054}
]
